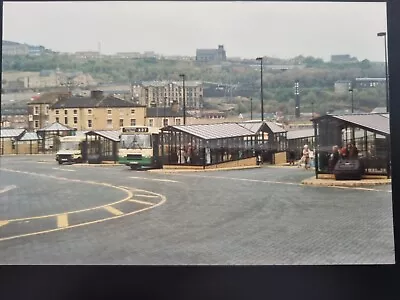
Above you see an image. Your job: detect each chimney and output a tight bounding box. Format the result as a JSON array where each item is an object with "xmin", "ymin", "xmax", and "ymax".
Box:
[
  {"xmin": 171, "ymin": 100, "xmax": 179, "ymax": 113},
  {"xmin": 90, "ymin": 90, "xmax": 104, "ymax": 99}
]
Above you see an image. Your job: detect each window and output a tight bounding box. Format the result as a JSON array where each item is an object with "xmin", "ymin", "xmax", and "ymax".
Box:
[
  {"xmin": 73, "ymin": 109, "xmax": 78, "ymax": 115},
  {"xmin": 74, "ymin": 117, "xmax": 78, "ymax": 124},
  {"xmin": 56, "ymin": 110, "xmax": 59, "ymax": 115},
  {"xmin": 130, "ymin": 119, "xmax": 136, "ymax": 126},
  {"xmin": 119, "ymin": 119, "xmax": 124, "ymax": 127},
  {"xmin": 34, "ymin": 120, "xmax": 39, "ymax": 128},
  {"xmin": 107, "ymin": 109, "xmax": 112, "ymax": 115},
  {"xmin": 175, "ymin": 118, "xmax": 181, "ymax": 125},
  {"xmin": 46, "ymin": 105, "xmax": 49, "ymax": 115},
  {"xmin": 64, "ymin": 110, "xmax": 68, "ymax": 115},
  {"xmin": 56, "ymin": 117, "xmax": 59, "ymax": 123},
  {"xmin": 131, "ymin": 109, "xmax": 135, "ymax": 114},
  {"xmin": 34, "ymin": 106, "xmax": 39, "ymax": 115},
  {"xmin": 148, "ymin": 119, "xmax": 154, "ymax": 127},
  {"xmin": 88, "ymin": 109, "xmax": 92, "ymax": 115},
  {"xmin": 163, "ymin": 118, "xmax": 169, "ymax": 126},
  {"xmin": 64, "ymin": 117, "xmax": 68, "ymax": 124},
  {"xmin": 107, "ymin": 119, "xmax": 112, "ymax": 128},
  {"xmin": 88, "ymin": 120, "xmax": 92, "ymax": 128}
]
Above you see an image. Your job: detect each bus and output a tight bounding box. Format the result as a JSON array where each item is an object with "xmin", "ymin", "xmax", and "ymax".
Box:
[{"xmin": 118, "ymin": 126, "xmax": 162, "ymax": 170}]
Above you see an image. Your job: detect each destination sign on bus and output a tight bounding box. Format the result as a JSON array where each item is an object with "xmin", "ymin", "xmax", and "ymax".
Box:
[{"xmin": 122, "ymin": 127, "xmax": 149, "ymax": 133}]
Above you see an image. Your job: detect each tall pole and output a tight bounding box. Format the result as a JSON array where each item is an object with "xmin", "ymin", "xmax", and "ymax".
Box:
[
  {"xmin": 179, "ymin": 74, "xmax": 186, "ymax": 125},
  {"xmin": 164, "ymin": 96, "xmax": 167, "ymax": 127},
  {"xmin": 256, "ymin": 57, "xmax": 264, "ymax": 122},
  {"xmin": 250, "ymin": 97, "xmax": 253, "ymax": 120},
  {"xmin": 294, "ymin": 80, "xmax": 300, "ymax": 118},
  {"xmin": 377, "ymin": 32, "xmax": 389, "ymax": 113},
  {"xmin": 349, "ymin": 88, "xmax": 354, "ymax": 113},
  {"xmin": 311, "ymin": 101, "xmax": 314, "ymax": 119}
]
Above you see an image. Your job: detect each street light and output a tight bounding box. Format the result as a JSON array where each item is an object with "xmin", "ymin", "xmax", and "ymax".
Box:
[
  {"xmin": 294, "ymin": 80, "xmax": 300, "ymax": 118},
  {"xmin": 256, "ymin": 57, "xmax": 264, "ymax": 122},
  {"xmin": 377, "ymin": 31, "xmax": 389, "ymax": 113},
  {"xmin": 349, "ymin": 87, "xmax": 354, "ymax": 113},
  {"xmin": 179, "ymin": 74, "xmax": 186, "ymax": 125},
  {"xmin": 250, "ymin": 97, "xmax": 253, "ymax": 120},
  {"xmin": 311, "ymin": 101, "xmax": 314, "ymax": 119}
]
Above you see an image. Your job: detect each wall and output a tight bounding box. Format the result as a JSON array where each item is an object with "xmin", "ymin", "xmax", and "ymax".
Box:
[
  {"xmin": 273, "ymin": 151, "xmax": 288, "ymax": 165},
  {"xmin": 205, "ymin": 157, "xmax": 257, "ymax": 169}
]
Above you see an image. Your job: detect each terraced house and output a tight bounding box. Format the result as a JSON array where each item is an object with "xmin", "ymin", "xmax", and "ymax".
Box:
[{"xmin": 48, "ymin": 90, "xmax": 147, "ymax": 131}]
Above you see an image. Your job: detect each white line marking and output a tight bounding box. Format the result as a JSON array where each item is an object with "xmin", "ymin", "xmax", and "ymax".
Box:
[
  {"xmin": 171, "ymin": 173, "xmax": 391, "ymax": 193},
  {"xmin": 0, "ymin": 185, "xmax": 17, "ymax": 194},
  {"xmin": 129, "ymin": 176, "xmax": 180, "ymax": 183},
  {"xmin": 128, "ymin": 199, "xmax": 156, "ymax": 206},
  {"xmin": 135, "ymin": 194, "xmax": 159, "ymax": 198},
  {"xmin": 52, "ymin": 167, "xmax": 76, "ymax": 172}
]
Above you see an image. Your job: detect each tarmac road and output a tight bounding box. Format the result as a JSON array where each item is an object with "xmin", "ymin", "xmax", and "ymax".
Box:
[{"xmin": 0, "ymin": 155, "xmax": 394, "ymax": 264}]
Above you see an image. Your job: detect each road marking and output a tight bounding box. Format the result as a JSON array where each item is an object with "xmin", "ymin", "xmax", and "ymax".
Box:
[
  {"xmin": 104, "ymin": 206, "xmax": 124, "ymax": 216},
  {"xmin": 0, "ymin": 221, "xmax": 9, "ymax": 227},
  {"xmin": 0, "ymin": 189, "xmax": 166, "ymax": 242},
  {"xmin": 128, "ymin": 199, "xmax": 155, "ymax": 206},
  {"xmin": 57, "ymin": 214, "xmax": 69, "ymax": 228},
  {"xmin": 171, "ymin": 173, "xmax": 392, "ymax": 193},
  {"xmin": 0, "ymin": 185, "xmax": 17, "ymax": 194},
  {"xmin": 135, "ymin": 194, "xmax": 159, "ymax": 198},
  {"xmin": 52, "ymin": 167, "xmax": 76, "ymax": 172},
  {"xmin": 0, "ymin": 168, "xmax": 133, "ymax": 222},
  {"xmin": 130, "ymin": 176, "xmax": 180, "ymax": 183}
]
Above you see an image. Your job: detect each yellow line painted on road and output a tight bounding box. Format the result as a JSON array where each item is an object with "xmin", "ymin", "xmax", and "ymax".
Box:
[
  {"xmin": 0, "ymin": 221, "xmax": 9, "ymax": 227},
  {"xmin": 104, "ymin": 206, "xmax": 123, "ymax": 216},
  {"xmin": 57, "ymin": 214, "xmax": 69, "ymax": 228},
  {"xmin": 128, "ymin": 199, "xmax": 155, "ymax": 206},
  {"xmin": 0, "ymin": 168, "xmax": 134, "ymax": 222},
  {"xmin": 171, "ymin": 173, "xmax": 392, "ymax": 193},
  {"xmin": 0, "ymin": 189, "xmax": 166, "ymax": 243},
  {"xmin": 135, "ymin": 194, "xmax": 159, "ymax": 198}
]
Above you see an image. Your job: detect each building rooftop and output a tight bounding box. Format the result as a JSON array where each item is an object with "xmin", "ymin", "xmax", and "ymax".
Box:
[
  {"xmin": 0, "ymin": 128, "xmax": 26, "ymax": 139},
  {"xmin": 146, "ymin": 107, "xmax": 185, "ymax": 118},
  {"xmin": 51, "ymin": 94, "xmax": 145, "ymax": 109}
]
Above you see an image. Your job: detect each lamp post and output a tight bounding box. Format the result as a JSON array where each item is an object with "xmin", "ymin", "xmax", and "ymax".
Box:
[
  {"xmin": 311, "ymin": 101, "xmax": 314, "ymax": 119},
  {"xmin": 294, "ymin": 80, "xmax": 300, "ymax": 118},
  {"xmin": 349, "ymin": 87, "xmax": 354, "ymax": 113},
  {"xmin": 377, "ymin": 32, "xmax": 389, "ymax": 113},
  {"xmin": 256, "ymin": 57, "xmax": 264, "ymax": 122},
  {"xmin": 179, "ymin": 74, "xmax": 186, "ymax": 125},
  {"xmin": 250, "ymin": 97, "xmax": 253, "ymax": 120},
  {"xmin": 163, "ymin": 96, "xmax": 167, "ymax": 127}
]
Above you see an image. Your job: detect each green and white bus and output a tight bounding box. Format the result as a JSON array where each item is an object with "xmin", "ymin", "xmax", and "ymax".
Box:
[{"xmin": 118, "ymin": 126, "xmax": 162, "ymax": 170}]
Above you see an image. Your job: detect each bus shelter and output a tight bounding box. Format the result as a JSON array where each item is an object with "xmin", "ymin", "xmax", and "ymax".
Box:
[
  {"xmin": 286, "ymin": 128, "xmax": 315, "ymax": 160},
  {"xmin": 160, "ymin": 123, "xmax": 259, "ymax": 168},
  {"xmin": 237, "ymin": 121, "xmax": 288, "ymax": 163},
  {"xmin": 0, "ymin": 128, "xmax": 26, "ymax": 155},
  {"xmin": 312, "ymin": 113, "xmax": 390, "ymax": 178},
  {"xmin": 84, "ymin": 130, "xmax": 120, "ymax": 163},
  {"xmin": 37, "ymin": 122, "xmax": 75, "ymax": 154},
  {"xmin": 17, "ymin": 131, "xmax": 41, "ymax": 154}
]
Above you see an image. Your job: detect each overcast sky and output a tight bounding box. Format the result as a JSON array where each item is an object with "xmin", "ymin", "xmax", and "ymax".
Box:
[{"xmin": 2, "ymin": 1, "xmax": 387, "ymax": 61}]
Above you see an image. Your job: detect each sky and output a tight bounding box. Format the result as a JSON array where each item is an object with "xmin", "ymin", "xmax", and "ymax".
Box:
[{"xmin": 2, "ymin": 1, "xmax": 387, "ymax": 61}]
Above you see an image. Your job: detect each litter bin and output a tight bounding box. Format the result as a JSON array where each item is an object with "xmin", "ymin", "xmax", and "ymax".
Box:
[
  {"xmin": 87, "ymin": 154, "xmax": 101, "ymax": 164},
  {"xmin": 333, "ymin": 159, "xmax": 362, "ymax": 180}
]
